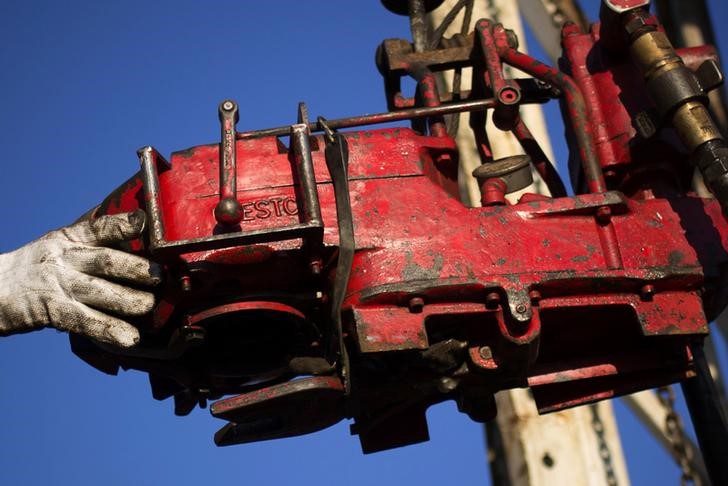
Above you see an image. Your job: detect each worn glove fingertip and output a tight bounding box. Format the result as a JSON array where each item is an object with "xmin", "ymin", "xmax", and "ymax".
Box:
[
  {"xmin": 88, "ymin": 210, "xmax": 147, "ymax": 244},
  {"xmin": 127, "ymin": 209, "xmax": 146, "ymax": 235},
  {"xmin": 110, "ymin": 326, "xmax": 141, "ymax": 348}
]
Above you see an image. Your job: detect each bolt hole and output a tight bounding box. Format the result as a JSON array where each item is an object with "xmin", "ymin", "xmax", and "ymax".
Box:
[{"xmin": 542, "ymin": 452, "xmax": 555, "ymax": 468}]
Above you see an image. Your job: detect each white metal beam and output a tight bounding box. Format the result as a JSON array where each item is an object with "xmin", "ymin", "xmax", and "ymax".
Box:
[
  {"xmin": 622, "ymin": 390, "xmax": 709, "ymax": 484},
  {"xmin": 427, "ymin": 2, "xmax": 630, "ymax": 484}
]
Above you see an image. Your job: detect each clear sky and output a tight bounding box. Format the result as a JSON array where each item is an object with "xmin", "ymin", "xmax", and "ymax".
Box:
[{"xmin": 1, "ymin": 1, "xmax": 727, "ymax": 485}]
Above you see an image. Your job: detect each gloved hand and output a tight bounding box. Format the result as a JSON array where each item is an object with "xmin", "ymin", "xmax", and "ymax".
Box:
[{"xmin": 0, "ymin": 210, "xmax": 161, "ymax": 347}]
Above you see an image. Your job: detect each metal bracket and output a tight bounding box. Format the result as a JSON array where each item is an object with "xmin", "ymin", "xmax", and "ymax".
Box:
[{"xmin": 137, "ymin": 110, "xmax": 324, "ymax": 256}]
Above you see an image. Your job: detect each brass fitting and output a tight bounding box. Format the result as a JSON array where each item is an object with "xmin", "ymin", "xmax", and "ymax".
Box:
[
  {"xmin": 629, "ymin": 30, "xmax": 681, "ymax": 79},
  {"xmin": 623, "ymin": 9, "xmax": 728, "ymax": 218},
  {"xmin": 672, "ymin": 101, "xmax": 722, "ymax": 152}
]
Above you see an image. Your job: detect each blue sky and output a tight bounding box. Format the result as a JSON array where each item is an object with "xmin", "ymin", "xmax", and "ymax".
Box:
[{"xmin": 1, "ymin": 1, "xmax": 727, "ymax": 485}]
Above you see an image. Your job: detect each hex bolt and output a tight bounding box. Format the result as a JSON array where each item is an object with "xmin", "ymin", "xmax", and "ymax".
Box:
[
  {"xmin": 516, "ymin": 303, "xmax": 528, "ymax": 314},
  {"xmin": 485, "ymin": 291, "xmax": 501, "ymax": 309},
  {"xmin": 623, "ymin": 11, "xmax": 649, "ymax": 36},
  {"xmin": 529, "ymin": 290, "xmax": 542, "ymax": 305},
  {"xmin": 641, "ymin": 284, "xmax": 656, "ymax": 301},
  {"xmin": 408, "ymin": 296, "xmax": 425, "ymax": 313},
  {"xmin": 479, "ymin": 346, "xmax": 493, "ymax": 360},
  {"xmin": 596, "ymin": 206, "xmax": 612, "ymax": 225},
  {"xmin": 309, "ymin": 259, "xmax": 323, "ymax": 275}
]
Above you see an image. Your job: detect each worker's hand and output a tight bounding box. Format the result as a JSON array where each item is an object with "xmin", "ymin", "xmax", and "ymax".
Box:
[{"xmin": 0, "ymin": 210, "xmax": 161, "ymax": 347}]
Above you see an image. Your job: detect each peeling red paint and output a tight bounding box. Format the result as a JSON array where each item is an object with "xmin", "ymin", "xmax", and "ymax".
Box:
[{"xmin": 75, "ymin": 10, "xmax": 728, "ymax": 454}]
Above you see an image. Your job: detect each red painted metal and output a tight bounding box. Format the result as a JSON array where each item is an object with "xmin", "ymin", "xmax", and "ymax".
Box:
[
  {"xmin": 69, "ymin": 7, "xmax": 728, "ymax": 454},
  {"xmin": 602, "ymin": 0, "xmax": 650, "ymax": 13},
  {"xmin": 560, "ymin": 21, "xmax": 719, "ymax": 190}
]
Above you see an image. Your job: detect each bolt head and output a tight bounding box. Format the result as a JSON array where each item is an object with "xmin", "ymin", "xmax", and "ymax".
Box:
[
  {"xmin": 408, "ymin": 296, "xmax": 425, "ymax": 313},
  {"xmin": 529, "ymin": 290, "xmax": 542, "ymax": 305},
  {"xmin": 596, "ymin": 206, "xmax": 612, "ymax": 225},
  {"xmin": 485, "ymin": 292, "xmax": 501, "ymax": 309},
  {"xmin": 222, "ymin": 100, "xmax": 235, "ymax": 111},
  {"xmin": 309, "ymin": 260, "xmax": 322, "ymax": 275},
  {"xmin": 640, "ymin": 284, "xmax": 656, "ymax": 301},
  {"xmin": 478, "ymin": 346, "xmax": 493, "ymax": 360},
  {"xmin": 498, "ymin": 86, "xmax": 521, "ymax": 105}
]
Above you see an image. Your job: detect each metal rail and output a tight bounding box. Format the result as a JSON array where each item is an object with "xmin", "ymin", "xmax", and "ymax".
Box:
[{"xmin": 236, "ymin": 97, "xmax": 503, "ymax": 139}]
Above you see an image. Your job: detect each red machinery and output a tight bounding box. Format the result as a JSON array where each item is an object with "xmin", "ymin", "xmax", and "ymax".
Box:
[{"xmin": 72, "ymin": 0, "xmax": 728, "ymax": 458}]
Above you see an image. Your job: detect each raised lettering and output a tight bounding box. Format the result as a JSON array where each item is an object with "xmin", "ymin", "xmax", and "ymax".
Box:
[
  {"xmin": 254, "ymin": 200, "xmax": 271, "ymax": 219},
  {"xmin": 271, "ymin": 198, "xmax": 284, "ymax": 217},
  {"xmin": 283, "ymin": 198, "xmax": 298, "ymax": 215},
  {"xmin": 241, "ymin": 202, "xmax": 255, "ymax": 221},
  {"xmin": 238, "ymin": 196, "xmax": 300, "ymax": 222}
]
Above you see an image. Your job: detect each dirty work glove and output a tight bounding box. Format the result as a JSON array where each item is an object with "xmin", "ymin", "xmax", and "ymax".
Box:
[{"xmin": 0, "ymin": 210, "xmax": 161, "ymax": 347}]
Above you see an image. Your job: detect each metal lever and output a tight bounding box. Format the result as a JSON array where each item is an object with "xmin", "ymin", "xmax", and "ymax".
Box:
[
  {"xmin": 215, "ymin": 100, "xmax": 244, "ymax": 226},
  {"xmin": 138, "ymin": 102, "xmax": 324, "ymax": 256},
  {"xmin": 321, "ymin": 120, "xmax": 355, "ymax": 388}
]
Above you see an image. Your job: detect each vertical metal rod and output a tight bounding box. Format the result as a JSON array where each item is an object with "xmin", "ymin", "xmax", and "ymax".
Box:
[
  {"xmin": 290, "ymin": 124, "xmax": 323, "ymax": 226},
  {"xmin": 409, "ymin": 65, "xmax": 449, "ymax": 137},
  {"xmin": 408, "ymin": 0, "xmax": 428, "ymax": 53},
  {"xmin": 137, "ymin": 146, "xmax": 168, "ymax": 249},
  {"xmin": 597, "ymin": 223, "xmax": 623, "ymax": 270},
  {"xmin": 219, "ymin": 100, "xmax": 238, "ymax": 201},
  {"xmin": 681, "ymin": 344, "xmax": 728, "ymax": 486}
]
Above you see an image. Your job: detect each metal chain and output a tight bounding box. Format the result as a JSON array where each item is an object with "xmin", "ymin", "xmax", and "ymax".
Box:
[
  {"xmin": 590, "ymin": 403, "xmax": 619, "ymax": 486},
  {"xmin": 656, "ymin": 386, "xmax": 699, "ymax": 486}
]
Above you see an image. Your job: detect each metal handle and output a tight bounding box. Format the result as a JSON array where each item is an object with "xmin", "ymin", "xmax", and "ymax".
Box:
[
  {"xmin": 137, "ymin": 146, "xmax": 170, "ymax": 249},
  {"xmin": 137, "ymin": 121, "xmax": 324, "ymax": 256},
  {"xmin": 290, "ymin": 123, "xmax": 323, "ymax": 228},
  {"xmin": 215, "ymin": 100, "xmax": 244, "ymax": 226}
]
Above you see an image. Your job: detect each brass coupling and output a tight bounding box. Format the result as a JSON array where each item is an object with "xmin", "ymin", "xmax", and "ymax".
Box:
[
  {"xmin": 628, "ymin": 27, "xmax": 720, "ymax": 149},
  {"xmin": 623, "ymin": 9, "xmax": 728, "ymax": 218}
]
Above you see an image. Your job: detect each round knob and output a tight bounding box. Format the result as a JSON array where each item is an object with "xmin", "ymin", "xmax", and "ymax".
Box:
[
  {"xmin": 472, "ymin": 155, "xmax": 534, "ymax": 194},
  {"xmin": 215, "ymin": 197, "xmax": 243, "ymax": 226}
]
